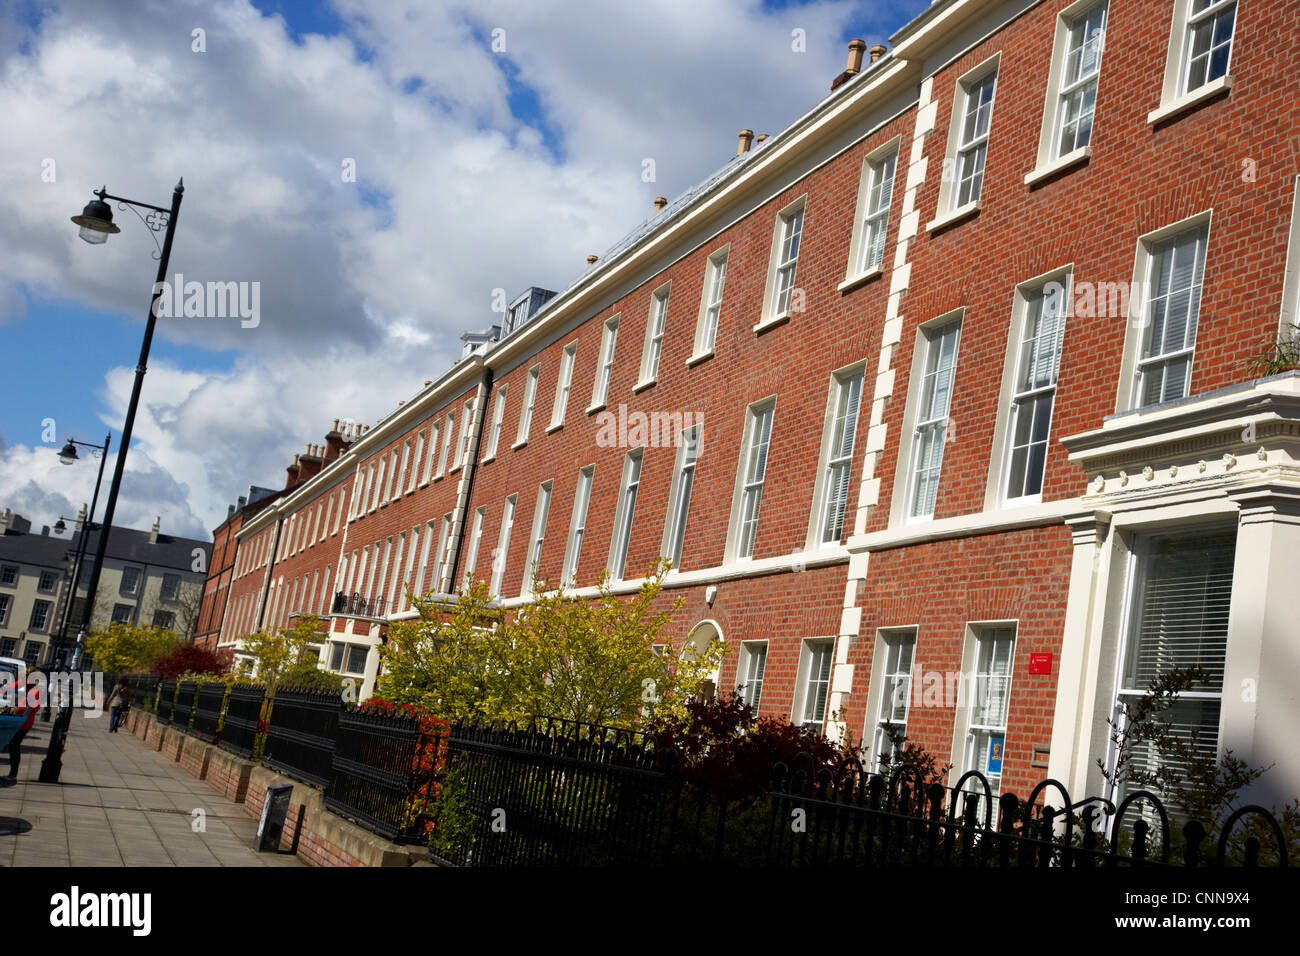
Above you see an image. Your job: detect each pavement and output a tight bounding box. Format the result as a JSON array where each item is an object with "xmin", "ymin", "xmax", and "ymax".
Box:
[{"xmin": 0, "ymin": 708, "xmax": 303, "ymax": 867}]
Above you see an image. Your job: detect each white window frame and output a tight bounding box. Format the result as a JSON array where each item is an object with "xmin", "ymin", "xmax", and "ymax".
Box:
[
  {"xmin": 867, "ymin": 628, "xmax": 917, "ymax": 772},
  {"xmin": 728, "ymin": 399, "xmax": 776, "ymax": 562},
  {"xmin": 989, "ymin": 268, "xmax": 1071, "ymax": 510},
  {"xmin": 452, "ymin": 402, "xmax": 472, "ymax": 472},
  {"xmin": 1116, "ymin": 212, "xmax": 1212, "ymax": 413},
  {"xmin": 737, "ymin": 640, "xmax": 768, "ymax": 710},
  {"xmin": 1150, "ymin": 0, "xmax": 1236, "ymax": 124},
  {"xmin": 424, "ymin": 424, "xmax": 440, "ymax": 484},
  {"xmin": 432, "ymin": 515, "xmax": 452, "ymax": 595},
  {"xmin": 413, "ymin": 429, "xmax": 428, "ymax": 488},
  {"xmin": 692, "ymin": 245, "xmax": 729, "ymax": 362},
  {"xmin": 609, "ymin": 449, "xmax": 644, "ymax": 582},
  {"xmin": 524, "ymin": 481, "xmax": 553, "ymax": 595},
  {"xmin": 437, "ymin": 412, "xmax": 455, "ymax": 476},
  {"xmin": 371, "ymin": 459, "xmax": 386, "ymax": 512},
  {"xmin": 759, "ymin": 198, "xmax": 806, "ymax": 328},
  {"xmin": 953, "ymin": 623, "xmax": 1017, "ymax": 801},
  {"xmin": 485, "ymin": 386, "xmax": 508, "ymax": 460},
  {"xmin": 489, "ymin": 495, "xmax": 517, "ymax": 598},
  {"xmin": 590, "ymin": 316, "xmax": 619, "ymax": 410},
  {"xmin": 1029, "ymin": 0, "xmax": 1108, "ymax": 181},
  {"xmin": 638, "ymin": 284, "xmax": 670, "ymax": 387},
  {"xmin": 464, "ymin": 506, "xmax": 486, "ymax": 585},
  {"xmin": 662, "ymin": 425, "xmax": 701, "ymax": 571},
  {"xmin": 793, "ymin": 638, "xmax": 835, "ymax": 730},
  {"xmin": 516, "ymin": 365, "xmax": 540, "ymax": 447},
  {"xmin": 562, "ymin": 465, "xmax": 594, "ymax": 587},
  {"xmin": 1102, "ymin": 526, "xmax": 1234, "ymax": 813},
  {"xmin": 809, "ymin": 365, "xmax": 864, "ymax": 548},
  {"xmin": 897, "ymin": 315, "xmax": 962, "ymax": 524},
  {"xmin": 846, "ymin": 139, "xmax": 900, "ymax": 281},
  {"xmin": 398, "ymin": 439, "xmax": 412, "ymax": 496},
  {"xmin": 930, "ymin": 55, "xmax": 999, "ymax": 230},
  {"xmin": 386, "ymin": 448, "xmax": 400, "ymax": 501},
  {"xmin": 551, "ymin": 343, "xmax": 577, "ymax": 430}
]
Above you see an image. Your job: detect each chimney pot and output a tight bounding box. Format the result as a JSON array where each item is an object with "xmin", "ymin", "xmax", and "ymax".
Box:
[
  {"xmin": 756, "ymin": 133, "xmax": 769, "ymax": 144},
  {"xmin": 846, "ymin": 38, "xmax": 866, "ymax": 75},
  {"xmin": 869, "ymin": 43, "xmax": 887, "ymax": 62},
  {"xmin": 586, "ymin": 254, "xmax": 598, "ymax": 267},
  {"xmin": 653, "ymin": 196, "xmax": 667, "ymax": 213},
  {"xmin": 737, "ymin": 129, "xmax": 754, "ymax": 155}
]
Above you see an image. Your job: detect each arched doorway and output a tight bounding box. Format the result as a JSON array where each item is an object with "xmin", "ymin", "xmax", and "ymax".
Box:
[{"xmin": 682, "ymin": 620, "xmax": 724, "ymax": 700}]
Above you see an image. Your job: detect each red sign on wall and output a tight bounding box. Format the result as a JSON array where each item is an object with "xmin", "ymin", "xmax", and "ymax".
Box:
[{"xmin": 1029, "ymin": 652, "xmax": 1052, "ymax": 675}]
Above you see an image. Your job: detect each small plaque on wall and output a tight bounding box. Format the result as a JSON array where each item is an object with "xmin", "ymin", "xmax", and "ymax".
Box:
[
  {"xmin": 1031, "ymin": 745, "xmax": 1050, "ymax": 769},
  {"xmin": 1029, "ymin": 653, "xmax": 1052, "ymax": 675}
]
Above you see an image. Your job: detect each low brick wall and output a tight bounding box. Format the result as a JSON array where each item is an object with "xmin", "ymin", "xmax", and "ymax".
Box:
[
  {"xmin": 145, "ymin": 717, "xmax": 167, "ymax": 752},
  {"xmin": 244, "ymin": 765, "xmax": 419, "ymax": 868},
  {"xmin": 161, "ymin": 726, "xmax": 184, "ymax": 762},
  {"xmin": 179, "ymin": 734, "xmax": 212, "ymax": 780},
  {"xmin": 206, "ymin": 747, "xmax": 254, "ymax": 804}
]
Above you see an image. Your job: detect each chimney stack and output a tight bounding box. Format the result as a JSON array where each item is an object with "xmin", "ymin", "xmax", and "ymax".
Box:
[
  {"xmin": 737, "ymin": 129, "xmax": 754, "ymax": 155},
  {"xmin": 586, "ymin": 254, "xmax": 598, "ymax": 267},
  {"xmin": 653, "ymin": 196, "xmax": 668, "ymax": 213},
  {"xmin": 227, "ymin": 503, "xmax": 236, "ymax": 519},
  {"xmin": 149, "ymin": 516, "xmax": 160, "ymax": 544},
  {"xmin": 285, "ymin": 453, "xmax": 301, "ymax": 490},
  {"xmin": 831, "ymin": 39, "xmax": 868, "ymax": 91},
  {"xmin": 870, "ymin": 43, "xmax": 887, "ymax": 62},
  {"xmin": 298, "ymin": 442, "xmax": 324, "ymax": 483}
]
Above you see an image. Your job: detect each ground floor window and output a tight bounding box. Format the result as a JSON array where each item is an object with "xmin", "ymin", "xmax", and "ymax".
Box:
[
  {"xmin": 796, "ymin": 639, "xmax": 834, "ymax": 730},
  {"xmin": 871, "ymin": 630, "xmax": 915, "ymax": 771},
  {"xmin": 960, "ymin": 626, "xmax": 1015, "ymax": 801},
  {"xmin": 1108, "ymin": 527, "xmax": 1234, "ymax": 818}
]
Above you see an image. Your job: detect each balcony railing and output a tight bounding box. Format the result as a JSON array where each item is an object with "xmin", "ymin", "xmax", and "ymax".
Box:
[{"xmin": 331, "ymin": 592, "xmax": 387, "ymax": 619}]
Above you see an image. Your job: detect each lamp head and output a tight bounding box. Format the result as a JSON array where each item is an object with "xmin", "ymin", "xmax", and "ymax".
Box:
[{"xmin": 71, "ymin": 195, "xmax": 120, "ymax": 244}]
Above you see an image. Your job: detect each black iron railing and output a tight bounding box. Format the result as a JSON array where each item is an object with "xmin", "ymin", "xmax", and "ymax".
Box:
[
  {"xmin": 173, "ymin": 680, "xmax": 199, "ymax": 731},
  {"xmin": 261, "ymin": 687, "xmax": 341, "ymax": 788},
  {"xmin": 155, "ymin": 679, "xmax": 177, "ymax": 725},
  {"xmin": 192, "ymin": 682, "xmax": 226, "ymax": 742},
  {"xmin": 430, "ymin": 722, "xmax": 1292, "ymax": 868},
  {"xmin": 217, "ymin": 684, "xmax": 266, "ymax": 759},
  {"xmin": 331, "ymin": 592, "xmax": 386, "ymax": 618},
  {"xmin": 132, "ymin": 675, "xmax": 159, "ymax": 713},
  {"xmin": 324, "ymin": 706, "xmax": 445, "ymax": 842},
  {"xmin": 435, "ymin": 718, "xmax": 673, "ymax": 866}
]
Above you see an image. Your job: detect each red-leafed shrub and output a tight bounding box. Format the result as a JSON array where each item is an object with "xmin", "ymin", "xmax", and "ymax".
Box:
[
  {"xmin": 154, "ymin": 644, "xmax": 233, "ymax": 679},
  {"xmin": 647, "ymin": 692, "xmax": 854, "ymax": 804}
]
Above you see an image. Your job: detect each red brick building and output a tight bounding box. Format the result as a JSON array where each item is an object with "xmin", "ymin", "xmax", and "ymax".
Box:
[{"xmin": 196, "ymin": 0, "xmax": 1300, "ymax": 807}]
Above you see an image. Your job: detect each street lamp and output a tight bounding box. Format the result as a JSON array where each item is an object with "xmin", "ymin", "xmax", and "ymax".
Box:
[
  {"xmin": 39, "ymin": 179, "xmax": 184, "ymax": 784},
  {"xmin": 47, "ymin": 435, "xmax": 111, "ymax": 668}
]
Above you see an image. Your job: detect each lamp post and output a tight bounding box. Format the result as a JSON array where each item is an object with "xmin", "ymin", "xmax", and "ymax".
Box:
[
  {"xmin": 39, "ymin": 180, "xmax": 184, "ymax": 783},
  {"xmin": 49, "ymin": 436, "xmax": 111, "ymax": 668}
]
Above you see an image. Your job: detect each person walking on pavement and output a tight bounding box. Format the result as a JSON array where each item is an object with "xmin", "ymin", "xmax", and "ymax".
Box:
[
  {"xmin": 105, "ymin": 676, "xmax": 132, "ymax": 733},
  {"xmin": 7, "ymin": 676, "xmax": 41, "ymax": 779}
]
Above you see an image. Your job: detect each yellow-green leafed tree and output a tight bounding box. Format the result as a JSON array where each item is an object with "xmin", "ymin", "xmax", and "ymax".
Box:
[
  {"xmin": 234, "ymin": 614, "xmax": 338, "ymax": 696},
  {"xmin": 85, "ymin": 622, "xmax": 185, "ymax": 673},
  {"xmin": 378, "ymin": 562, "xmax": 725, "ymax": 729}
]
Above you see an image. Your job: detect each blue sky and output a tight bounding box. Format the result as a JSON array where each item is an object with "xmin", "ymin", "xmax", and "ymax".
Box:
[{"xmin": 0, "ymin": 0, "xmax": 929, "ymax": 538}]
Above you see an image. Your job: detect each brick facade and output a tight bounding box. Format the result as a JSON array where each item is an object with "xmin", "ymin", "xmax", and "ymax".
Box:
[{"xmin": 195, "ymin": 0, "xmax": 1300, "ymax": 799}]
